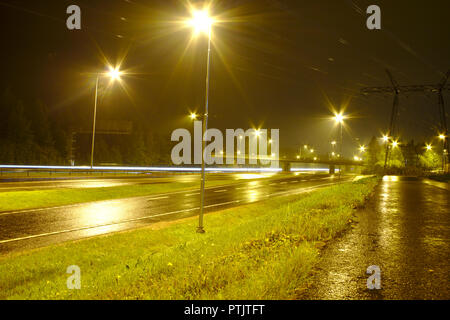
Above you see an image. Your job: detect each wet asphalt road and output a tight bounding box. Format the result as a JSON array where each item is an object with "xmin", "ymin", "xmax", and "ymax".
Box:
[
  {"xmin": 0, "ymin": 173, "xmax": 350, "ymax": 255},
  {"xmin": 0, "ymin": 173, "xmax": 239, "ymax": 192},
  {"xmin": 300, "ymin": 176, "xmax": 449, "ymax": 300}
]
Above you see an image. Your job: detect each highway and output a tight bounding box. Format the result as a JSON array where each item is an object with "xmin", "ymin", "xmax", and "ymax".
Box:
[{"xmin": 0, "ymin": 173, "xmax": 353, "ymax": 255}]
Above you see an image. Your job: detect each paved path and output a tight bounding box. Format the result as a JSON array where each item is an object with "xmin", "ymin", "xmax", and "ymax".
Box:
[{"xmin": 300, "ymin": 176, "xmax": 449, "ymax": 300}]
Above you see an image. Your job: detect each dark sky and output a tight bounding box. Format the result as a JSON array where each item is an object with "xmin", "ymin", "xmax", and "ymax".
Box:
[{"xmin": 0, "ymin": 0, "xmax": 449, "ymax": 157}]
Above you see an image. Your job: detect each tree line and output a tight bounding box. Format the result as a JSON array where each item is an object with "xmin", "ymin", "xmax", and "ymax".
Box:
[
  {"xmin": 0, "ymin": 88, "xmax": 172, "ymax": 166},
  {"xmin": 364, "ymin": 136, "xmax": 444, "ymax": 174}
]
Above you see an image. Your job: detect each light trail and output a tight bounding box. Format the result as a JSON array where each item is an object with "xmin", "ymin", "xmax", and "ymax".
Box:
[{"xmin": 0, "ymin": 164, "xmax": 282, "ymax": 173}]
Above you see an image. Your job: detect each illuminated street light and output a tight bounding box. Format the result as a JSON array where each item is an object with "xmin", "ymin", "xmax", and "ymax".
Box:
[
  {"xmin": 392, "ymin": 140, "xmax": 399, "ymax": 148},
  {"xmin": 426, "ymin": 144, "xmax": 433, "ymax": 151},
  {"xmin": 331, "ymin": 141, "xmax": 336, "ymax": 145},
  {"xmin": 382, "ymin": 135, "xmax": 389, "ymax": 143},
  {"xmin": 359, "ymin": 146, "xmax": 366, "ymax": 152},
  {"xmin": 187, "ymin": 6, "xmax": 215, "ymax": 234},
  {"xmin": 310, "ymin": 149, "xmax": 314, "ymax": 153},
  {"xmin": 107, "ymin": 67, "xmax": 122, "ymax": 81},
  {"xmin": 438, "ymin": 133, "xmax": 446, "ymax": 140},
  {"xmin": 90, "ymin": 66, "xmax": 122, "ymax": 169},
  {"xmin": 333, "ymin": 112, "xmax": 346, "ymax": 181},
  {"xmin": 334, "ymin": 113, "xmax": 345, "ymax": 124},
  {"xmin": 189, "ymin": 112, "xmax": 198, "ymax": 120},
  {"xmin": 188, "ymin": 8, "xmax": 214, "ymax": 35}
]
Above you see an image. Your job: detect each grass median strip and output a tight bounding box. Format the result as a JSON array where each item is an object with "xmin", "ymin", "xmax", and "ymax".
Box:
[
  {"xmin": 0, "ymin": 179, "xmax": 238, "ymax": 212},
  {"xmin": 0, "ymin": 177, "xmax": 378, "ymax": 299}
]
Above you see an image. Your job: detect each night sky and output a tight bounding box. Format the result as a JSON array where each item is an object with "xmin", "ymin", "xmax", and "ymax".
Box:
[{"xmin": 1, "ymin": 0, "xmax": 449, "ymax": 157}]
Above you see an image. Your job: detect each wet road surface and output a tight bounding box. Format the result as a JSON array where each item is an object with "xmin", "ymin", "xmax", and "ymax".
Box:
[
  {"xmin": 0, "ymin": 173, "xmax": 351, "ymax": 255},
  {"xmin": 0, "ymin": 173, "xmax": 246, "ymax": 192},
  {"xmin": 300, "ymin": 176, "xmax": 449, "ymax": 300}
]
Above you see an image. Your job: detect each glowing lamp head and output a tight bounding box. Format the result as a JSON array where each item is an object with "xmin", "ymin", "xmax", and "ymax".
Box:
[
  {"xmin": 189, "ymin": 9, "xmax": 213, "ymax": 35},
  {"xmin": 392, "ymin": 141, "xmax": 399, "ymax": 148},
  {"xmin": 359, "ymin": 146, "xmax": 366, "ymax": 152},
  {"xmin": 334, "ymin": 113, "xmax": 345, "ymax": 124},
  {"xmin": 382, "ymin": 135, "xmax": 389, "ymax": 142},
  {"xmin": 107, "ymin": 67, "xmax": 122, "ymax": 80},
  {"xmin": 439, "ymin": 134, "xmax": 446, "ymax": 140},
  {"xmin": 189, "ymin": 113, "xmax": 197, "ymax": 120},
  {"xmin": 426, "ymin": 144, "xmax": 432, "ymax": 151}
]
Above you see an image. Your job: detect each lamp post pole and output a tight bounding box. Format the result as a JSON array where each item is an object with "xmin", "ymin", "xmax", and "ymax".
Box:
[
  {"xmin": 90, "ymin": 75, "xmax": 99, "ymax": 169},
  {"xmin": 197, "ymin": 26, "xmax": 212, "ymax": 234}
]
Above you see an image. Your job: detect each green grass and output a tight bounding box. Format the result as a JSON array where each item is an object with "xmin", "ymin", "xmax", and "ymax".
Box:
[
  {"xmin": 0, "ymin": 179, "xmax": 240, "ymax": 212},
  {"xmin": 0, "ymin": 177, "xmax": 378, "ymax": 300}
]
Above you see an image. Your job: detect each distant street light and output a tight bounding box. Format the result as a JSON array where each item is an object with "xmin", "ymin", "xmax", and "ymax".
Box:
[
  {"xmin": 382, "ymin": 135, "xmax": 389, "ymax": 143},
  {"xmin": 359, "ymin": 145, "xmax": 366, "ymax": 152},
  {"xmin": 392, "ymin": 140, "xmax": 399, "ymax": 148},
  {"xmin": 90, "ymin": 66, "xmax": 122, "ymax": 169},
  {"xmin": 189, "ymin": 112, "xmax": 198, "ymax": 120},
  {"xmin": 187, "ymin": 6, "xmax": 215, "ymax": 233},
  {"xmin": 438, "ymin": 133, "xmax": 446, "ymax": 171},
  {"xmin": 426, "ymin": 144, "xmax": 432, "ymax": 151},
  {"xmin": 333, "ymin": 112, "xmax": 346, "ymax": 180}
]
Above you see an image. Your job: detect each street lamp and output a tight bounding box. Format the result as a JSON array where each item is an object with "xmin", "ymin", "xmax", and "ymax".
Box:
[
  {"xmin": 189, "ymin": 112, "xmax": 198, "ymax": 121},
  {"xmin": 90, "ymin": 66, "xmax": 122, "ymax": 169},
  {"xmin": 333, "ymin": 112, "xmax": 346, "ymax": 180},
  {"xmin": 359, "ymin": 145, "xmax": 366, "ymax": 153},
  {"xmin": 438, "ymin": 133, "xmax": 446, "ymax": 171},
  {"xmin": 187, "ymin": 7, "xmax": 215, "ymax": 234}
]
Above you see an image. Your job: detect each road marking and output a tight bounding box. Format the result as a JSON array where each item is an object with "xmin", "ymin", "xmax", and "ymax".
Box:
[
  {"xmin": 280, "ymin": 182, "xmax": 287, "ymax": 185},
  {"xmin": 0, "ymin": 200, "xmax": 241, "ymax": 244},
  {"xmin": 185, "ymin": 193, "xmax": 200, "ymax": 197},
  {"xmin": 214, "ymin": 189, "xmax": 227, "ymax": 193},
  {"xmin": 290, "ymin": 180, "xmax": 299, "ymax": 183},
  {"xmin": 147, "ymin": 196, "xmax": 169, "ymax": 200},
  {"xmin": 269, "ymin": 183, "xmax": 278, "ymax": 186}
]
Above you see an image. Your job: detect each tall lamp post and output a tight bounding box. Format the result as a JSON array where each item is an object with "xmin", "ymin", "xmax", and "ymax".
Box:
[
  {"xmin": 334, "ymin": 113, "xmax": 345, "ymax": 180},
  {"xmin": 187, "ymin": 8, "xmax": 214, "ymax": 233},
  {"xmin": 439, "ymin": 133, "xmax": 446, "ymax": 172},
  {"xmin": 90, "ymin": 67, "xmax": 122, "ymax": 169}
]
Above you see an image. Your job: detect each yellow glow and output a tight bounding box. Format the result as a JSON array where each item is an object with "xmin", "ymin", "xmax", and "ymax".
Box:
[
  {"xmin": 382, "ymin": 135, "xmax": 389, "ymax": 142},
  {"xmin": 438, "ymin": 134, "xmax": 446, "ymax": 140},
  {"xmin": 188, "ymin": 9, "xmax": 214, "ymax": 35},
  {"xmin": 310, "ymin": 149, "xmax": 314, "ymax": 153},
  {"xmin": 313, "ymin": 157, "xmax": 317, "ymax": 161},
  {"xmin": 296, "ymin": 155, "xmax": 300, "ymax": 159},
  {"xmin": 331, "ymin": 152, "xmax": 335, "ymax": 156},
  {"xmin": 426, "ymin": 144, "xmax": 432, "ymax": 151},
  {"xmin": 331, "ymin": 141, "xmax": 336, "ymax": 145},
  {"xmin": 107, "ymin": 67, "xmax": 122, "ymax": 80},
  {"xmin": 392, "ymin": 141, "xmax": 399, "ymax": 148},
  {"xmin": 304, "ymin": 145, "xmax": 308, "ymax": 149},
  {"xmin": 255, "ymin": 129, "xmax": 261, "ymax": 137},
  {"xmin": 359, "ymin": 146, "xmax": 366, "ymax": 152},
  {"xmin": 189, "ymin": 112, "xmax": 197, "ymax": 120},
  {"xmin": 334, "ymin": 113, "xmax": 345, "ymax": 123}
]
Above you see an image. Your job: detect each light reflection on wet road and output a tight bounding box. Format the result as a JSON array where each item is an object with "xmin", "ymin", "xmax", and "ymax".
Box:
[
  {"xmin": 300, "ymin": 176, "xmax": 449, "ymax": 300},
  {"xmin": 0, "ymin": 173, "xmax": 348, "ymax": 255}
]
